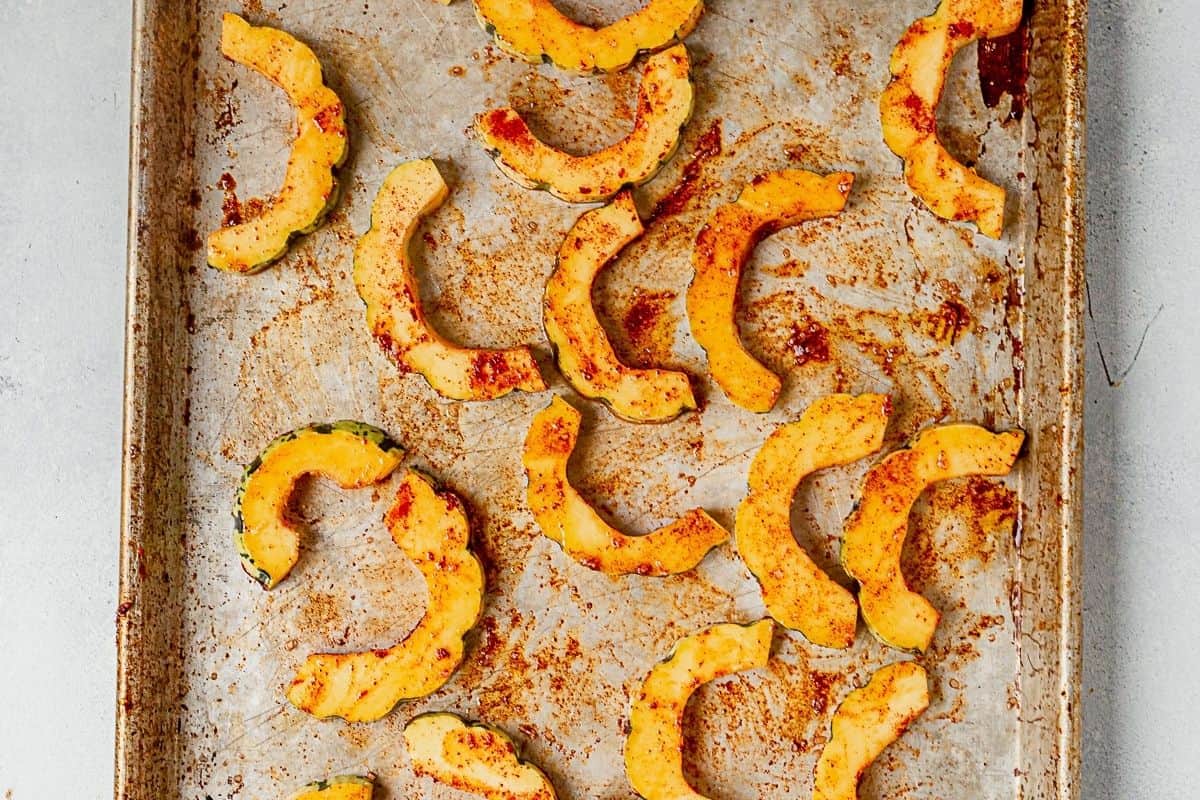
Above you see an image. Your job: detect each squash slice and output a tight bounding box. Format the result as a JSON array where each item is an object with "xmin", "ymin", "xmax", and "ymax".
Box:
[
  {"xmin": 879, "ymin": 0, "xmax": 1023, "ymax": 239},
  {"xmin": 478, "ymin": 45, "xmax": 693, "ymax": 202},
  {"xmin": 405, "ymin": 713, "xmax": 557, "ymax": 800},
  {"xmin": 813, "ymin": 661, "xmax": 929, "ymax": 800},
  {"xmin": 841, "ymin": 424, "xmax": 1024, "ymax": 652},
  {"xmin": 354, "ymin": 159, "xmax": 546, "ymax": 401},
  {"xmin": 522, "ymin": 396, "xmax": 727, "ymax": 575},
  {"xmin": 234, "ymin": 421, "xmax": 404, "ymax": 589},
  {"xmin": 472, "ymin": 0, "xmax": 703, "ymax": 74},
  {"xmin": 209, "ymin": 13, "xmax": 348, "ymax": 273},
  {"xmin": 287, "ymin": 470, "xmax": 484, "ymax": 722},
  {"xmin": 625, "ymin": 620, "xmax": 773, "ymax": 800},
  {"xmin": 735, "ymin": 394, "xmax": 891, "ymax": 649},
  {"xmin": 687, "ymin": 170, "xmax": 853, "ymax": 412},
  {"xmin": 545, "ymin": 192, "xmax": 695, "ymax": 423},
  {"xmin": 291, "ymin": 776, "xmax": 375, "ymax": 800}
]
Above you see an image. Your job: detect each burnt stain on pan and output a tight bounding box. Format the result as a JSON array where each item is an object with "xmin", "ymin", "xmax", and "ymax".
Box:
[{"xmin": 977, "ymin": 0, "xmax": 1034, "ymax": 121}]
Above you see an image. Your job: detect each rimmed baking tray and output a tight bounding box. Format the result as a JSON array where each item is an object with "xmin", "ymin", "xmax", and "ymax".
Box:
[{"xmin": 117, "ymin": 1, "xmax": 1085, "ymax": 797}]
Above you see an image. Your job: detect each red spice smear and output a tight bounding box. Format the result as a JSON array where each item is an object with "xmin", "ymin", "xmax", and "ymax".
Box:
[
  {"xmin": 650, "ymin": 119, "xmax": 723, "ymax": 220},
  {"xmin": 787, "ymin": 319, "xmax": 831, "ymax": 366},
  {"xmin": 388, "ymin": 481, "xmax": 415, "ymax": 524},
  {"xmin": 470, "ymin": 350, "xmax": 511, "ymax": 390},
  {"xmin": 977, "ymin": 0, "xmax": 1033, "ymax": 121},
  {"xmin": 483, "ymin": 108, "xmax": 535, "ymax": 148},
  {"xmin": 622, "ymin": 290, "xmax": 675, "ymax": 366},
  {"xmin": 934, "ymin": 299, "xmax": 972, "ymax": 343}
]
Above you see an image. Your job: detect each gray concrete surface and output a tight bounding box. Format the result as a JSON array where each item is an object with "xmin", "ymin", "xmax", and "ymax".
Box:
[{"xmin": 0, "ymin": 1, "xmax": 1195, "ymax": 798}]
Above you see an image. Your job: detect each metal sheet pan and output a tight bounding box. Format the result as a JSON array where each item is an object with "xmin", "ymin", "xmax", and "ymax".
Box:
[{"xmin": 117, "ymin": 1, "xmax": 1085, "ymax": 797}]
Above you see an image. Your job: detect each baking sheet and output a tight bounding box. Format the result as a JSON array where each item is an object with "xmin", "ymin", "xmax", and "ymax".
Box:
[{"xmin": 117, "ymin": 1, "xmax": 1085, "ymax": 798}]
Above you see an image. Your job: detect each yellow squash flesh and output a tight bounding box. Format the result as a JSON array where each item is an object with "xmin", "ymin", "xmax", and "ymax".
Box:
[
  {"xmin": 735, "ymin": 394, "xmax": 891, "ymax": 649},
  {"xmin": 841, "ymin": 424, "xmax": 1024, "ymax": 651},
  {"xmin": 286, "ymin": 470, "xmax": 484, "ymax": 722},
  {"xmin": 879, "ymin": 0, "xmax": 1023, "ymax": 239},
  {"xmin": 545, "ymin": 192, "xmax": 695, "ymax": 423},
  {"xmin": 209, "ymin": 13, "xmax": 348, "ymax": 273},
  {"xmin": 291, "ymin": 776, "xmax": 375, "ymax": 800},
  {"xmin": 234, "ymin": 421, "xmax": 404, "ymax": 589},
  {"xmin": 813, "ymin": 662, "xmax": 930, "ymax": 800},
  {"xmin": 687, "ymin": 170, "xmax": 853, "ymax": 412},
  {"xmin": 472, "ymin": 0, "xmax": 703, "ymax": 74},
  {"xmin": 478, "ymin": 45, "xmax": 693, "ymax": 202},
  {"xmin": 522, "ymin": 396, "xmax": 727, "ymax": 575},
  {"xmin": 625, "ymin": 620, "xmax": 773, "ymax": 800},
  {"xmin": 354, "ymin": 159, "xmax": 546, "ymax": 401},
  {"xmin": 405, "ymin": 713, "xmax": 557, "ymax": 800}
]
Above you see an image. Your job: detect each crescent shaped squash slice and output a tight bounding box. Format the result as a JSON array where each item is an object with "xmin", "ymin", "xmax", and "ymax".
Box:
[
  {"xmin": 234, "ymin": 421, "xmax": 404, "ymax": 589},
  {"xmin": 291, "ymin": 776, "xmax": 375, "ymax": 800},
  {"xmin": 687, "ymin": 170, "xmax": 853, "ymax": 412},
  {"xmin": 209, "ymin": 13, "xmax": 348, "ymax": 273},
  {"xmin": 522, "ymin": 396, "xmax": 727, "ymax": 575},
  {"xmin": 625, "ymin": 620, "xmax": 773, "ymax": 800},
  {"xmin": 545, "ymin": 191, "xmax": 695, "ymax": 423},
  {"xmin": 735, "ymin": 394, "xmax": 891, "ymax": 649},
  {"xmin": 478, "ymin": 45, "xmax": 693, "ymax": 203},
  {"xmin": 841, "ymin": 424, "xmax": 1024, "ymax": 652},
  {"xmin": 879, "ymin": 0, "xmax": 1023, "ymax": 239},
  {"xmin": 472, "ymin": 0, "xmax": 703, "ymax": 74},
  {"xmin": 405, "ymin": 713, "xmax": 557, "ymax": 800},
  {"xmin": 354, "ymin": 159, "xmax": 546, "ymax": 401},
  {"xmin": 813, "ymin": 661, "xmax": 930, "ymax": 800},
  {"xmin": 287, "ymin": 470, "xmax": 484, "ymax": 722}
]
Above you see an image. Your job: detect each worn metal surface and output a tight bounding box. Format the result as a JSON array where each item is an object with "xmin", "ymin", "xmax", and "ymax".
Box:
[{"xmin": 117, "ymin": 1, "xmax": 1084, "ymax": 798}]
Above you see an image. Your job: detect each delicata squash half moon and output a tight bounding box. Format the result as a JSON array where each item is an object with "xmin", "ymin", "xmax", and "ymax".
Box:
[
  {"xmin": 354, "ymin": 159, "xmax": 546, "ymax": 401},
  {"xmin": 625, "ymin": 620, "xmax": 773, "ymax": 800},
  {"xmin": 813, "ymin": 661, "xmax": 930, "ymax": 800},
  {"xmin": 287, "ymin": 470, "xmax": 484, "ymax": 722},
  {"xmin": 209, "ymin": 13, "xmax": 348, "ymax": 273},
  {"xmin": 841, "ymin": 424, "xmax": 1024, "ymax": 652},
  {"xmin": 522, "ymin": 396, "xmax": 728, "ymax": 576},
  {"xmin": 545, "ymin": 191, "xmax": 695, "ymax": 423},
  {"xmin": 234, "ymin": 421, "xmax": 404, "ymax": 589},
  {"xmin": 290, "ymin": 776, "xmax": 375, "ymax": 800},
  {"xmin": 478, "ymin": 45, "xmax": 693, "ymax": 203},
  {"xmin": 735, "ymin": 394, "xmax": 891, "ymax": 649},
  {"xmin": 879, "ymin": 0, "xmax": 1023, "ymax": 239},
  {"xmin": 472, "ymin": 0, "xmax": 703, "ymax": 74},
  {"xmin": 405, "ymin": 713, "xmax": 557, "ymax": 800},
  {"xmin": 687, "ymin": 170, "xmax": 853, "ymax": 412}
]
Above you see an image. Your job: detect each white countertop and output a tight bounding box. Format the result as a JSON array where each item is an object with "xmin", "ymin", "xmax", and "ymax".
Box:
[{"xmin": 0, "ymin": 1, "xmax": 1196, "ymax": 797}]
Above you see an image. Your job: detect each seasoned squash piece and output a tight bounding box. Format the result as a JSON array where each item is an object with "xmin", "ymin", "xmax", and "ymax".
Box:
[
  {"xmin": 405, "ymin": 713, "xmax": 557, "ymax": 800},
  {"xmin": 354, "ymin": 159, "xmax": 546, "ymax": 401},
  {"xmin": 286, "ymin": 470, "xmax": 484, "ymax": 722},
  {"xmin": 478, "ymin": 45, "xmax": 693, "ymax": 202},
  {"xmin": 209, "ymin": 14, "xmax": 348, "ymax": 273},
  {"xmin": 880, "ymin": 0, "xmax": 1023, "ymax": 238},
  {"xmin": 841, "ymin": 424, "xmax": 1024, "ymax": 651},
  {"xmin": 234, "ymin": 421, "xmax": 404, "ymax": 589},
  {"xmin": 687, "ymin": 170, "xmax": 853, "ymax": 412},
  {"xmin": 522, "ymin": 396, "xmax": 727, "ymax": 575},
  {"xmin": 625, "ymin": 621, "xmax": 773, "ymax": 800},
  {"xmin": 472, "ymin": 0, "xmax": 703, "ymax": 74},
  {"xmin": 291, "ymin": 776, "xmax": 375, "ymax": 800},
  {"xmin": 813, "ymin": 662, "xmax": 929, "ymax": 800},
  {"xmin": 735, "ymin": 394, "xmax": 891, "ymax": 649},
  {"xmin": 545, "ymin": 192, "xmax": 695, "ymax": 423}
]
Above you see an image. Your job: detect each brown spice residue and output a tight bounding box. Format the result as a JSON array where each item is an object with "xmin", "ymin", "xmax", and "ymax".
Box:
[
  {"xmin": 651, "ymin": 119, "xmax": 723, "ymax": 221},
  {"xmin": 787, "ymin": 318, "xmax": 831, "ymax": 366},
  {"xmin": 621, "ymin": 290, "xmax": 677, "ymax": 368}
]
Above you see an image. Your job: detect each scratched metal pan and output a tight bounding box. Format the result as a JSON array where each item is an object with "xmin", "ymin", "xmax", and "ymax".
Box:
[{"xmin": 117, "ymin": 0, "xmax": 1085, "ymax": 797}]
